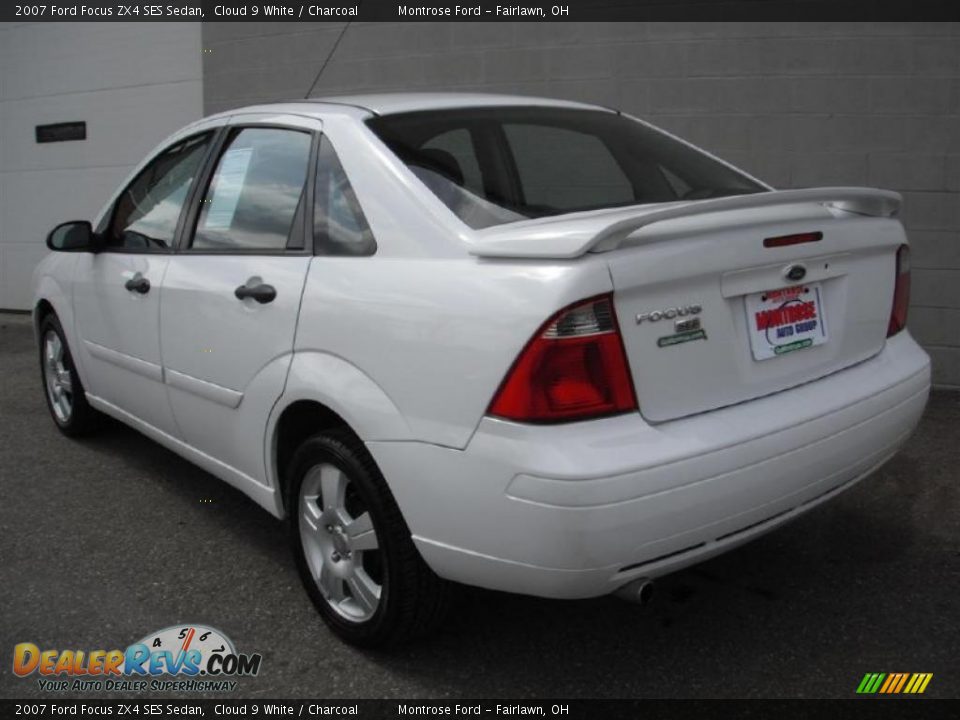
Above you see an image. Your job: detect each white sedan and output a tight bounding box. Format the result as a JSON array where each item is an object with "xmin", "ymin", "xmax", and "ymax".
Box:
[{"xmin": 32, "ymin": 93, "xmax": 930, "ymax": 646}]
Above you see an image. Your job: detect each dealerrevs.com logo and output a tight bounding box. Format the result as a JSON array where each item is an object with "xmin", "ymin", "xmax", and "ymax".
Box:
[{"xmin": 13, "ymin": 624, "xmax": 262, "ymax": 693}]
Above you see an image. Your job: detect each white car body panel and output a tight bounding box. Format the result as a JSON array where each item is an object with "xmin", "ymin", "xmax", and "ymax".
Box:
[
  {"xmin": 31, "ymin": 94, "xmax": 931, "ymax": 600},
  {"xmin": 293, "ymin": 255, "xmax": 614, "ymax": 448},
  {"xmin": 159, "ymin": 255, "xmax": 311, "ymax": 483},
  {"xmin": 72, "ymin": 252, "xmax": 179, "ymax": 436},
  {"xmin": 32, "ymin": 253, "xmax": 79, "ymax": 345}
]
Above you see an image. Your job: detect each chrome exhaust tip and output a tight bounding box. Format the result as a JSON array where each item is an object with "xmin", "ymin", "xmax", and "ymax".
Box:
[{"xmin": 614, "ymin": 578, "xmax": 654, "ymax": 605}]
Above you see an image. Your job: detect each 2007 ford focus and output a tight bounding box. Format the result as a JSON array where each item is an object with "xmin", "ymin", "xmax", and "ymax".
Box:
[{"xmin": 32, "ymin": 94, "xmax": 930, "ymax": 646}]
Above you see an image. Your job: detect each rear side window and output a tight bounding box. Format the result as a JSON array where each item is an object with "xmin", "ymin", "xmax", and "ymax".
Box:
[
  {"xmin": 191, "ymin": 127, "xmax": 311, "ymax": 251},
  {"xmin": 313, "ymin": 136, "xmax": 376, "ymax": 256},
  {"xmin": 107, "ymin": 132, "xmax": 212, "ymax": 251},
  {"xmin": 368, "ymin": 107, "xmax": 765, "ymax": 229}
]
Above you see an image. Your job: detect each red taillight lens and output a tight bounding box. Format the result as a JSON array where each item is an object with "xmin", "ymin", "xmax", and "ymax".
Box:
[
  {"xmin": 488, "ymin": 295, "xmax": 637, "ymax": 423},
  {"xmin": 887, "ymin": 244, "xmax": 911, "ymax": 337}
]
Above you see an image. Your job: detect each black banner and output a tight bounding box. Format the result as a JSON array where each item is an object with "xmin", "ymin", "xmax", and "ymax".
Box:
[
  {"xmin": 3, "ymin": 0, "xmax": 960, "ymax": 22},
  {"xmin": 2, "ymin": 700, "xmax": 960, "ymax": 719}
]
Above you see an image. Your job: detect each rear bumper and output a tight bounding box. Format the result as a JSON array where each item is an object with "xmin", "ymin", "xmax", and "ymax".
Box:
[{"xmin": 368, "ymin": 332, "xmax": 930, "ymax": 599}]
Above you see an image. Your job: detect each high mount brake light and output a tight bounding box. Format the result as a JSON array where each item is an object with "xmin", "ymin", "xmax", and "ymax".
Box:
[
  {"xmin": 887, "ymin": 244, "xmax": 911, "ymax": 337},
  {"xmin": 488, "ymin": 294, "xmax": 637, "ymax": 423},
  {"xmin": 763, "ymin": 231, "xmax": 823, "ymax": 248}
]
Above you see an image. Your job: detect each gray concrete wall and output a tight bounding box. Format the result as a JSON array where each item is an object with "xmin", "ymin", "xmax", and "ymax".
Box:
[
  {"xmin": 206, "ymin": 22, "xmax": 956, "ymax": 387},
  {"xmin": 0, "ymin": 22, "xmax": 203, "ymax": 310}
]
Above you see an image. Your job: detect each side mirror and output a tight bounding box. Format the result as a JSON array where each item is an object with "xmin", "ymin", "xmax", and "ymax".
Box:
[{"xmin": 46, "ymin": 221, "xmax": 96, "ymax": 252}]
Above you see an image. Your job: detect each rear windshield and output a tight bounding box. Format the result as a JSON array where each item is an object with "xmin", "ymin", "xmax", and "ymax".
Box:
[{"xmin": 367, "ymin": 107, "xmax": 765, "ymax": 229}]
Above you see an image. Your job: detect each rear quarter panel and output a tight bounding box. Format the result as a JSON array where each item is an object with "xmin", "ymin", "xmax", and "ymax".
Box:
[{"xmin": 292, "ymin": 256, "xmax": 614, "ymax": 448}]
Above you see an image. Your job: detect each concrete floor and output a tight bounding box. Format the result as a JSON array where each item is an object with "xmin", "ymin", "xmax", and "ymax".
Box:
[{"xmin": 1, "ymin": 312, "xmax": 957, "ymax": 699}]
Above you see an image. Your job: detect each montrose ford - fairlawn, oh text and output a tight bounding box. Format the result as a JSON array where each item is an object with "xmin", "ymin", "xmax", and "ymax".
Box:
[
  {"xmin": 398, "ymin": 4, "xmax": 567, "ymax": 15},
  {"xmin": 396, "ymin": 706, "xmax": 560, "ymax": 715}
]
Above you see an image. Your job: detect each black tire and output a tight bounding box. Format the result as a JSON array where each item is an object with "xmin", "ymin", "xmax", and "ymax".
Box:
[
  {"xmin": 38, "ymin": 313, "xmax": 102, "ymax": 437},
  {"xmin": 286, "ymin": 429, "xmax": 452, "ymax": 647}
]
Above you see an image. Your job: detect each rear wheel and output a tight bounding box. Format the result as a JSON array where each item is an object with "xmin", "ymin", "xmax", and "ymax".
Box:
[
  {"xmin": 287, "ymin": 429, "xmax": 451, "ymax": 647},
  {"xmin": 38, "ymin": 314, "xmax": 101, "ymax": 437}
]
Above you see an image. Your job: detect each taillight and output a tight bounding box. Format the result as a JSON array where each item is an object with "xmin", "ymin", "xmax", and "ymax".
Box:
[
  {"xmin": 488, "ymin": 294, "xmax": 637, "ymax": 423},
  {"xmin": 887, "ymin": 244, "xmax": 911, "ymax": 337}
]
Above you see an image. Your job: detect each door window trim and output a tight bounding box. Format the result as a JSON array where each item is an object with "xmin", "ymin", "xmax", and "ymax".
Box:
[
  {"xmin": 174, "ymin": 123, "xmax": 319, "ymax": 257},
  {"xmin": 98, "ymin": 129, "xmax": 221, "ymax": 255}
]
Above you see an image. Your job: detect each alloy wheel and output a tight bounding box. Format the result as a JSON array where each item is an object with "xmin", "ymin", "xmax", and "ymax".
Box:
[
  {"xmin": 298, "ymin": 463, "xmax": 383, "ymax": 622},
  {"xmin": 43, "ymin": 330, "xmax": 74, "ymax": 424}
]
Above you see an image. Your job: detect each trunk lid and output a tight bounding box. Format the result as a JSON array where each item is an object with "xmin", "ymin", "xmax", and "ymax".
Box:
[
  {"xmin": 469, "ymin": 188, "xmax": 906, "ymax": 422},
  {"xmin": 608, "ymin": 203, "xmax": 904, "ymax": 422}
]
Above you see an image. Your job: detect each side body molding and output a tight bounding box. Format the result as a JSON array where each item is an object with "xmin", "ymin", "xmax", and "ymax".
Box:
[
  {"xmin": 165, "ymin": 368, "xmax": 244, "ymax": 409},
  {"xmin": 81, "ymin": 344, "xmax": 244, "ymax": 408},
  {"xmin": 84, "ymin": 340, "xmax": 164, "ymax": 382}
]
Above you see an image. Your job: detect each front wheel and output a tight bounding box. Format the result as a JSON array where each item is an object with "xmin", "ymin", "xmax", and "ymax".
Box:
[
  {"xmin": 38, "ymin": 314, "xmax": 101, "ymax": 437},
  {"xmin": 287, "ymin": 430, "xmax": 452, "ymax": 647}
]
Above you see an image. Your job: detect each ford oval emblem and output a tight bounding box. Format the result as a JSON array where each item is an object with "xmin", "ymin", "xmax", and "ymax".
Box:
[{"xmin": 785, "ymin": 264, "xmax": 807, "ymax": 282}]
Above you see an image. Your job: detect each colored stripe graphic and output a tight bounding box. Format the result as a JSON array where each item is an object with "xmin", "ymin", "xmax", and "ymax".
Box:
[
  {"xmin": 856, "ymin": 673, "xmax": 886, "ymax": 694},
  {"xmin": 893, "ymin": 673, "xmax": 910, "ymax": 693},
  {"xmin": 879, "ymin": 674, "xmax": 896, "ymax": 694},
  {"xmin": 857, "ymin": 673, "xmax": 932, "ymax": 694},
  {"xmin": 886, "ymin": 673, "xmax": 910, "ymax": 695},
  {"xmin": 890, "ymin": 673, "xmax": 908, "ymax": 693},
  {"xmin": 906, "ymin": 673, "xmax": 934, "ymax": 694}
]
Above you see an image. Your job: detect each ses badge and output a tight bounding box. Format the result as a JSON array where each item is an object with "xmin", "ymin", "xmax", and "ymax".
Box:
[{"xmin": 635, "ymin": 304, "xmax": 709, "ymax": 347}]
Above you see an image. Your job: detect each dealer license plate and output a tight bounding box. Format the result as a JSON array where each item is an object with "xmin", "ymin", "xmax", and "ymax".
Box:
[{"xmin": 745, "ymin": 283, "xmax": 829, "ymax": 361}]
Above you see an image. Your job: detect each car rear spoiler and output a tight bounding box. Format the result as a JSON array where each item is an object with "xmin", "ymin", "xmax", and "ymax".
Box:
[{"xmin": 466, "ymin": 187, "xmax": 902, "ymax": 259}]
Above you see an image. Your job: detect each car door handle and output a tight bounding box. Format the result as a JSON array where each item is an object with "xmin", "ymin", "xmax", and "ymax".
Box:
[
  {"xmin": 124, "ymin": 275, "xmax": 150, "ymax": 294},
  {"xmin": 234, "ymin": 282, "xmax": 276, "ymax": 304}
]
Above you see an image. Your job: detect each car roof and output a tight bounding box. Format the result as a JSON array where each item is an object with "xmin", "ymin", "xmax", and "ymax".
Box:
[{"xmin": 205, "ymin": 92, "xmax": 612, "ymax": 122}]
